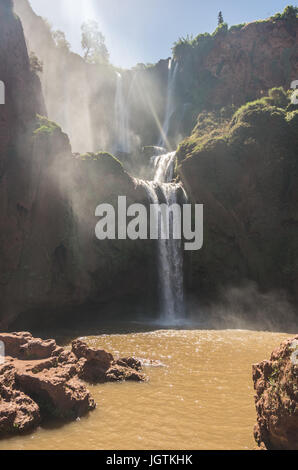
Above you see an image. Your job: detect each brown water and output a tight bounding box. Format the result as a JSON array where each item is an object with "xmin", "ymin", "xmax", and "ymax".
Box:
[{"xmin": 0, "ymin": 329, "xmax": 291, "ymax": 450}]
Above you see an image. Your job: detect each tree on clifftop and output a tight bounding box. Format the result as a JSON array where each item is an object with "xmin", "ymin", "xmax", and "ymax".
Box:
[
  {"xmin": 52, "ymin": 30, "xmax": 71, "ymax": 52},
  {"xmin": 81, "ymin": 20, "xmax": 109, "ymax": 65},
  {"xmin": 283, "ymin": 5, "xmax": 298, "ymax": 19},
  {"xmin": 218, "ymin": 11, "xmax": 224, "ymax": 25}
]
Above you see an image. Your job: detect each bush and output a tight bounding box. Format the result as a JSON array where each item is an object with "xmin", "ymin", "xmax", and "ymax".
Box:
[
  {"xmin": 271, "ymin": 5, "xmax": 298, "ymax": 21},
  {"xmin": 34, "ymin": 115, "xmax": 60, "ymax": 135},
  {"xmin": 29, "ymin": 52, "xmax": 43, "ymax": 74},
  {"xmin": 213, "ymin": 22, "xmax": 229, "ymax": 36},
  {"xmin": 79, "ymin": 152, "xmax": 123, "ymax": 174}
]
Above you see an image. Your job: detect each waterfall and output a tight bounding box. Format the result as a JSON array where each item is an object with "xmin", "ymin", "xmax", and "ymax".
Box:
[
  {"xmin": 137, "ymin": 151, "xmax": 186, "ymax": 324},
  {"xmin": 114, "ymin": 72, "xmax": 130, "ymax": 154},
  {"xmin": 158, "ymin": 59, "xmax": 179, "ymax": 149}
]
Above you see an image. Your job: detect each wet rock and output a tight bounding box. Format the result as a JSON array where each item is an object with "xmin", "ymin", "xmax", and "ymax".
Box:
[
  {"xmin": 116, "ymin": 357, "xmax": 142, "ymax": 371},
  {"xmin": 72, "ymin": 339, "xmax": 146, "ymax": 383},
  {"xmin": 253, "ymin": 335, "xmax": 298, "ymax": 450},
  {"xmin": 0, "ymin": 333, "xmax": 146, "ymax": 437},
  {"xmin": 106, "ymin": 365, "xmax": 145, "ymax": 383},
  {"xmin": 72, "ymin": 339, "xmax": 113, "ymax": 366}
]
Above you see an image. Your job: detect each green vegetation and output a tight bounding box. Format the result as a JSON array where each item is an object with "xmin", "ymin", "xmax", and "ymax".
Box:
[
  {"xmin": 229, "ymin": 23, "xmax": 246, "ymax": 32},
  {"xmin": 34, "ymin": 115, "xmax": 61, "ymax": 136},
  {"xmin": 79, "ymin": 151, "xmax": 123, "ymax": 174},
  {"xmin": 218, "ymin": 11, "xmax": 224, "ymax": 26},
  {"xmin": 81, "ymin": 20, "xmax": 109, "ymax": 65},
  {"xmin": 178, "ymin": 87, "xmax": 297, "ymax": 161},
  {"xmin": 29, "ymin": 52, "xmax": 43, "ymax": 74},
  {"xmin": 52, "ymin": 30, "xmax": 71, "ymax": 51},
  {"xmin": 172, "ymin": 5, "xmax": 297, "ymax": 136},
  {"xmin": 270, "ymin": 5, "xmax": 298, "ymax": 21},
  {"xmin": 173, "ymin": 5, "xmax": 297, "ymax": 60}
]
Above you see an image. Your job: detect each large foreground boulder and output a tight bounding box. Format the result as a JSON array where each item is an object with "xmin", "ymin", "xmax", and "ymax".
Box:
[
  {"xmin": 0, "ymin": 363, "xmax": 41, "ymax": 435},
  {"xmin": 253, "ymin": 335, "xmax": 298, "ymax": 450},
  {"xmin": 0, "ymin": 332, "xmax": 146, "ymax": 437}
]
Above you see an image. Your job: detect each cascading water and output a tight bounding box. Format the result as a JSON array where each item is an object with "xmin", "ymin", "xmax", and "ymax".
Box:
[
  {"xmin": 114, "ymin": 72, "xmax": 130, "ymax": 154},
  {"xmin": 137, "ymin": 151, "xmax": 186, "ymax": 324},
  {"xmin": 158, "ymin": 59, "xmax": 179, "ymax": 149}
]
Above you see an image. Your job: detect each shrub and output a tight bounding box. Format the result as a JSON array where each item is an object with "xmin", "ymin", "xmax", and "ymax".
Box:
[
  {"xmin": 34, "ymin": 115, "xmax": 60, "ymax": 135},
  {"xmin": 29, "ymin": 52, "xmax": 43, "ymax": 74},
  {"xmin": 213, "ymin": 22, "xmax": 229, "ymax": 36},
  {"xmin": 79, "ymin": 152, "xmax": 123, "ymax": 174}
]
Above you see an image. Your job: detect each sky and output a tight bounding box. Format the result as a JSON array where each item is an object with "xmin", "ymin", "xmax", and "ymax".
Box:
[{"xmin": 29, "ymin": 0, "xmax": 295, "ymax": 68}]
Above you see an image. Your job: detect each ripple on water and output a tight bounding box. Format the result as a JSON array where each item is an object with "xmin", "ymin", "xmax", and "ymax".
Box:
[{"xmin": 0, "ymin": 329, "xmax": 291, "ymax": 450}]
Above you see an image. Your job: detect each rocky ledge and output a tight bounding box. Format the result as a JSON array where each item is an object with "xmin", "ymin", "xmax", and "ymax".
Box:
[
  {"xmin": 0, "ymin": 332, "xmax": 146, "ymax": 437},
  {"xmin": 253, "ymin": 335, "xmax": 298, "ymax": 450}
]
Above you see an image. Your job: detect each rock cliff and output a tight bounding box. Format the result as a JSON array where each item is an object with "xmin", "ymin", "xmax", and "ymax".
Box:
[
  {"xmin": 0, "ymin": 0, "xmax": 155, "ymax": 328},
  {"xmin": 253, "ymin": 335, "xmax": 298, "ymax": 450},
  {"xmin": 177, "ymin": 90, "xmax": 298, "ymax": 307}
]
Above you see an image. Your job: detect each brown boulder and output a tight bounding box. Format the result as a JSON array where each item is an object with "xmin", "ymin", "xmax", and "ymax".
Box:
[
  {"xmin": 72, "ymin": 339, "xmax": 146, "ymax": 383},
  {"xmin": 15, "ymin": 364, "xmax": 95, "ymax": 420},
  {"xmin": 0, "ymin": 362, "xmax": 41, "ymax": 435},
  {"xmin": 0, "ymin": 333, "xmax": 147, "ymax": 437},
  {"xmin": 0, "ymin": 332, "xmax": 32, "ymax": 357},
  {"xmin": 253, "ymin": 335, "xmax": 298, "ymax": 450},
  {"xmin": 0, "ymin": 332, "xmax": 61, "ymax": 359}
]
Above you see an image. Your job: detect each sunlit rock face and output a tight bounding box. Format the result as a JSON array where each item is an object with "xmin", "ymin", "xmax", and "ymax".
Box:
[
  {"xmin": 13, "ymin": 0, "xmax": 170, "ymax": 155},
  {"xmin": 0, "ymin": 332, "xmax": 145, "ymax": 438},
  {"xmin": 173, "ymin": 18, "xmax": 298, "ymax": 137},
  {"xmin": 195, "ymin": 20, "xmax": 298, "ymax": 108},
  {"xmin": 253, "ymin": 335, "xmax": 298, "ymax": 450},
  {"xmin": 0, "ymin": 1, "xmax": 156, "ymax": 328}
]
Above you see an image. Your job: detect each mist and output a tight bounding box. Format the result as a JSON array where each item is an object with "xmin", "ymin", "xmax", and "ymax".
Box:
[{"xmin": 189, "ymin": 282, "xmax": 297, "ymax": 333}]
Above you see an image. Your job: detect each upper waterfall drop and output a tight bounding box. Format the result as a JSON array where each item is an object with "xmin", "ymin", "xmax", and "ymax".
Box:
[
  {"xmin": 158, "ymin": 59, "xmax": 179, "ymax": 149},
  {"xmin": 114, "ymin": 72, "xmax": 130, "ymax": 154}
]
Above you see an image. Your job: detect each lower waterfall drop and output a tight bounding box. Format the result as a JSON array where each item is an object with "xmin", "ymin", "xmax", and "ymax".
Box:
[{"xmin": 138, "ymin": 151, "xmax": 186, "ymax": 324}]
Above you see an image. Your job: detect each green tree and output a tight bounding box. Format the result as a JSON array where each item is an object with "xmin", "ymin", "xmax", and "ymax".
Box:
[
  {"xmin": 29, "ymin": 52, "xmax": 43, "ymax": 73},
  {"xmin": 81, "ymin": 20, "xmax": 109, "ymax": 65},
  {"xmin": 282, "ymin": 5, "xmax": 298, "ymax": 20},
  {"xmin": 218, "ymin": 11, "xmax": 224, "ymax": 25},
  {"xmin": 52, "ymin": 30, "xmax": 70, "ymax": 51}
]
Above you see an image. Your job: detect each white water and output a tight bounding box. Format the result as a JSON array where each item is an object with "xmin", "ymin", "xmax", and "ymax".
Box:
[
  {"xmin": 114, "ymin": 72, "xmax": 130, "ymax": 154},
  {"xmin": 137, "ymin": 152, "xmax": 186, "ymax": 324},
  {"xmin": 158, "ymin": 60, "xmax": 179, "ymax": 148}
]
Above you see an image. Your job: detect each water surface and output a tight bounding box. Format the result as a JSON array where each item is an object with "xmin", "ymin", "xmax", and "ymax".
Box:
[{"xmin": 0, "ymin": 329, "xmax": 290, "ymax": 450}]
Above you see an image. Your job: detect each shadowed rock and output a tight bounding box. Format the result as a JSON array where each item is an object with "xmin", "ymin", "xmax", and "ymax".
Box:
[
  {"xmin": 0, "ymin": 332, "xmax": 147, "ymax": 438},
  {"xmin": 72, "ymin": 339, "xmax": 146, "ymax": 383}
]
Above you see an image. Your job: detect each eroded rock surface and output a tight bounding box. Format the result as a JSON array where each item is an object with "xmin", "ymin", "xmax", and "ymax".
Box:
[
  {"xmin": 253, "ymin": 335, "xmax": 298, "ymax": 450},
  {"xmin": 72, "ymin": 339, "xmax": 146, "ymax": 383},
  {"xmin": 0, "ymin": 332, "xmax": 146, "ymax": 437}
]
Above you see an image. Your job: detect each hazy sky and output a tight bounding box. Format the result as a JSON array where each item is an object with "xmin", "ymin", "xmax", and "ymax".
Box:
[{"xmin": 29, "ymin": 0, "xmax": 293, "ymax": 68}]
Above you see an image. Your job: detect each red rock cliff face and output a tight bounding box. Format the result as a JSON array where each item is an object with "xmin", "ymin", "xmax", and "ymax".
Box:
[
  {"xmin": 175, "ymin": 18, "xmax": 298, "ymax": 115},
  {"xmin": 0, "ymin": 0, "xmax": 45, "ymax": 158},
  {"xmin": 0, "ymin": 0, "xmax": 46, "ymax": 325},
  {"xmin": 202, "ymin": 20, "xmax": 298, "ymax": 108},
  {"xmin": 0, "ymin": 0, "xmax": 155, "ymax": 328}
]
